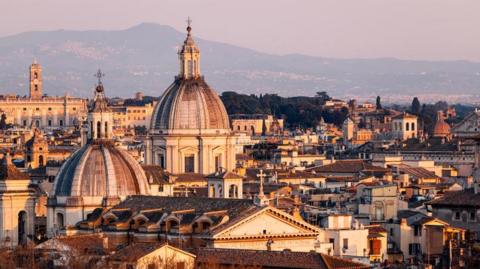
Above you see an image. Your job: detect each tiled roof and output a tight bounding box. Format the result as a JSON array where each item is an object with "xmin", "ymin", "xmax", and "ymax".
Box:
[
  {"xmin": 429, "ymin": 189, "xmax": 480, "ymax": 207},
  {"xmin": 142, "ymin": 165, "xmax": 170, "ymax": 185},
  {"xmin": 112, "ymin": 196, "xmax": 254, "ymax": 218},
  {"xmin": 390, "ymin": 164, "xmax": 438, "ymax": 179},
  {"xmin": 108, "ymin": 242, "xmax": 166, "ymax": 262},
  {"xmin": 205, "ymin": 170, "xmax": 243, "ymax": 180},
  {"xmin": 0, "ymin": 155, "xmax": 29, "ymax": 180},
  {"xmin": 36, "ymin": 233, "xmax": 106, "ymax": 255},
  {"xmin": 194, "ymin": 248, "xmax": 370, "ymax": 269},
  {"xmin": 174, "ymin": 173, "xmax": 207, "ymax": 183},
  {"xmin": 307, "ymin": 160, "xmax": 388, "ymax": 174}
]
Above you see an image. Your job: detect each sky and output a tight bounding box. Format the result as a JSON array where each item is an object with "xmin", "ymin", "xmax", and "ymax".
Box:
[{"xmin": 1, "ymin": 0, "xmax": 479, "ymax": 61}]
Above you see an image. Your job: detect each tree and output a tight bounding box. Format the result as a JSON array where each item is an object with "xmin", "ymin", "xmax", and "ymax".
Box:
[
  {"xmin": 411, "ymin": 97, "xmax": 421, "ymax": 115},
  {"xmin": 376, "ymin": 96, "xmax": 382, "ymax": 110}
]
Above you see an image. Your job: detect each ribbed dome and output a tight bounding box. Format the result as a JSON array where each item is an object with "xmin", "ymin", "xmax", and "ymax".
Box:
[
  {"xmin": 53, "ymin": 142, "xmax": 150, "ymax": 197},
  {"xmin": 433, "ymin": 111, "xmax": 450, "ymax": 137},
  {"xmin": 151, "ymin": 77, "xmax": 230, "ymax": 134}
]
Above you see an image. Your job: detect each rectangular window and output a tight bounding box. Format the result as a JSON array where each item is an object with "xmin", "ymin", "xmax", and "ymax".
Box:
[
  {"xmin": 184, "ymin": 155, "xmax": 195, "ymax": 173},
  {"xmin": 48, "ymin": 120, "xmax": 52, "ymax": 127},
  {"xmin": 414, "ymin": 225, "xmax": 422, "ymax": 237},
  {"xmin": 329, "ymin": 238, "xmax": 335, "ymax": 250},
  {"xmin": 159, "ymin": 154, "xmax": 165, "ymax": 169},
  {"xmin": 23, "ymin": 120, "xmax": 27, "ymax": 126},
  {"xmin": 343, "ymin": 238, "xmax": 348, "ymax": 249},
  {"xmin": 470, "ymin": 211, "xmax": 476, "ymax": 221},
  {"xmin": 454, "ymin": 211, "xmax": 461, "ymax": 220},
  {"xmin": 408, "ymin": 243, "xmax": 421, "ymax": 255}
]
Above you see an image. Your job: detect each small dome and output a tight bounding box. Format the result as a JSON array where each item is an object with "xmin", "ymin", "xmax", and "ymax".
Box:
[
  {"xmin": 433, "ymin": 111, "xmax": 450, "ymax": 137},
  {"xmin": 151, "ymin": 77, "xmax": 230, "ymax": 134},
  {"xmin": 53, "ymin": 142, "xmax": 150, "ymax": 197}
]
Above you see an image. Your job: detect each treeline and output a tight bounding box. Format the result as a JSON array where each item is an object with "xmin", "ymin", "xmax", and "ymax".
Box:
[
  {"xmin": 221, "ymin": 91, "xmax": 475, "ymax": 132},
  {"xmin": 220, "ymin": 91, "xmax": 348, "ymax": 128}
]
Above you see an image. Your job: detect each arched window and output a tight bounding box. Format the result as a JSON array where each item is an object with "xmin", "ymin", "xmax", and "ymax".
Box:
[
  {"xmin": 167, "ymin": 220, "xmax": 179, "ymax": 234},
  {"xmin": 406, "ymin": 122, "xmax": 410, "ymax": 131},
  {"xmin": 104, "ymin": 122, "xmax": 108, "ymax": 138},
  {"xmin": 411, "ymin": 122, "xmax": 415, "ymax": 131},
  {"xmin": 56, "ymin": 212, "xmax": 65, "ymax": 229},
  {"xmin": 96, "ymin": 121, "xmax": 101, "ymax": 139},
  {"xmin": 59, "ymin": 120, "xmax": 64, "ymax": 127},
  {"xmin": 228, "ymin": 185, "xmax": 238, "ymax": 198},
  {"xmin": 35, "ymin": 120, "xmax": 40, "ymax": 127},
  {"xmin": 250, "ymin": 126, "xmax": 255, "ymax": 135},
  {"xmin": 38, "ymin": 155, "xmax": 44, "ymax": 166},
  {"xmin": 34, "ymin": 72, "xmax": 38, "ymax": 79},
  {"xmin": 209, "ymin": 184, "xmax": 216, "ymax": 198},
  {"xmin": 90, "ymin": 121, "xmax": 93, "ymax": 138},
  {"xmin": 18, "ymin": 211, "xmax": 27, "ymax": 245}
]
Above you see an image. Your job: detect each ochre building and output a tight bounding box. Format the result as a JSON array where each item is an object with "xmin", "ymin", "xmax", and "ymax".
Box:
[{"xmin": 0, "ymin": 62, "xmax": 87, "ymax": 129}]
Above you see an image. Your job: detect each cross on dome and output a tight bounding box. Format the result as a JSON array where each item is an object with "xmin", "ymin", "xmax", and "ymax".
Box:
[{"xmin": 94, "ymin": 69, "xmax": 105, "ymax": 85}]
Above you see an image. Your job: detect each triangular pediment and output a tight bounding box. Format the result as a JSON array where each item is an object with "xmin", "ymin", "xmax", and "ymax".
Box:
[{"xmin": 213, "ymin": 207, "xmax": 320, "ymax": 239}]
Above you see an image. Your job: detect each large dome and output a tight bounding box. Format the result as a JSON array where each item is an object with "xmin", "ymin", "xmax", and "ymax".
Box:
[
  {"xmin": 53, "ymin": 142, "xmax": 150, "ymax": 198},
  {"xmin": 151, "ymin": 77, "xmax": 230, "ymax": 134}
]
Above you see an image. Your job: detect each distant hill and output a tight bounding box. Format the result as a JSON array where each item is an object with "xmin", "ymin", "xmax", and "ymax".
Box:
[{"xmin": 1, "ymin": 23, "xmax": 480, "ymax": 102}]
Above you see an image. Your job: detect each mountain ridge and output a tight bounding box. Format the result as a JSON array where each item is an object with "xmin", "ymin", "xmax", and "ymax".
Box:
[{"xmin": 0, "ymin": 23, "xmax": 479, "ymax": 103}]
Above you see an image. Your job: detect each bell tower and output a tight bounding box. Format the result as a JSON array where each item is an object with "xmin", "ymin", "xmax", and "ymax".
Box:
[{"xmin": 29, "ymin": 61, "xmax": 43, "ymax": 99}]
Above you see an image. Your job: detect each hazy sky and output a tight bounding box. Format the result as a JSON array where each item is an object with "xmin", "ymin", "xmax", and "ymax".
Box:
[{"xmin": 1, "ymin": 0, "xmax": 479, "ymax": 61}]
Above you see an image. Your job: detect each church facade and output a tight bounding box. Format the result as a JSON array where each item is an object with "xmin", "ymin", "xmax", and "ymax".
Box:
[
  {"xmin": 146, "ymin": 24, "xmax": 236, "ymax": 175},
  {"xmin": 0, "ymin": 62, "xmax": 87, "ymax": 129}
]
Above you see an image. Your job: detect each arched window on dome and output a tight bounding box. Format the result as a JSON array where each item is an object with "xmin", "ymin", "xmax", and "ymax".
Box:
[
  {"xmin": 96, "ymin": 121, "xmax": 101, "ymax": 139},
  {"xmin": 193, "ymin": 60, "xmax": 197, "ymax": 76},
  {"xmin": 104, "ymin": 122, "xmax": 108, "ymax": 138},
  {"xmin": 189, "ymin": 60, "xmax": 194, "ymax": 77}
]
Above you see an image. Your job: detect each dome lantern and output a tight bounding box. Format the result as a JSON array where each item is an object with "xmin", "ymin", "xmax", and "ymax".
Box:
[{"xmin": 178, "ymin": 17, "xmax": 201, "ymax": 80}]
